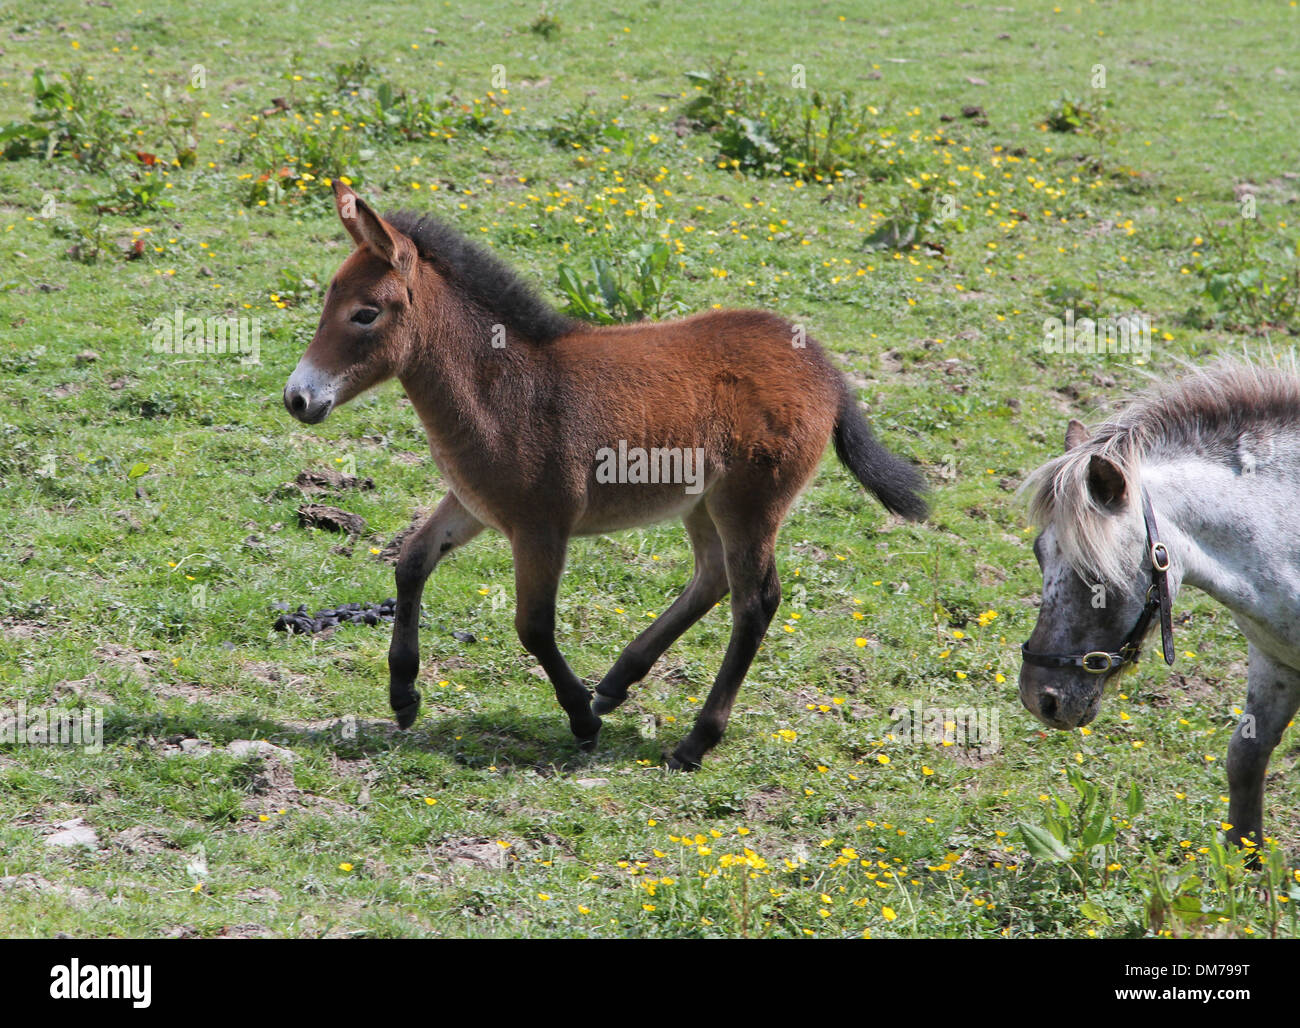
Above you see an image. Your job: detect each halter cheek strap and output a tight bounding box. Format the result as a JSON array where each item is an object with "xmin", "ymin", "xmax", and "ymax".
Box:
[{"xmin": 1021, "ymin": 490, "xmax": 1176, "ymax": 676}]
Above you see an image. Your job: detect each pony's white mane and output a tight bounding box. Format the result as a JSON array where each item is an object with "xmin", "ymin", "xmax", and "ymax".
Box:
[{"xmin": 1023, "ymin": 356, "xmax": 1300, "ymax": 587}]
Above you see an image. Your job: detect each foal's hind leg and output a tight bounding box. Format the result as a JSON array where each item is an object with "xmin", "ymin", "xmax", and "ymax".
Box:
[
  {"xmin": 511, "ymin": 532, "xmax": 603, "ymax": 748},
  {"xmin": 1226, "ymin": 645, "xmax": 1300, "ymax": 849},
  {"xmin": 592, "ymin": 503, "xmax": 729, "ymax": 715},
  {"xmin": 668, "ymin": 510, "xmax": 782, "ymax": 771},
  {"xmin": 388, "ymin": 493, "xmax": 484, "ymax": 728}
]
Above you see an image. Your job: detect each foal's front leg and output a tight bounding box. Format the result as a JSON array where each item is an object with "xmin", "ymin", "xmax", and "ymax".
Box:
[
  {"xmin": 1226, "ymin": 645, "xmax": 1300, "ymax": 849},
  {"xmin": 388, "ymin": 494, "xmax": 483, "ymax": 727},
  {"xmin": 511, "ymin": 532, "xmax": 602, "ymax": 748}
]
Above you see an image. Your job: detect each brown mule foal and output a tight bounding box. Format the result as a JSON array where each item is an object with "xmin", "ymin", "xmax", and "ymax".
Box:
[{"xmin": 284, "ymin": 182, "xmax": 928, "ymax": 769}]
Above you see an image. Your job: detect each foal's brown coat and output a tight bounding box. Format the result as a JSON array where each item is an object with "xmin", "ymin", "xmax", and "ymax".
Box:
[{"xmin": 284, "ymin": 182, "xmax": 927, "ymax": 768}]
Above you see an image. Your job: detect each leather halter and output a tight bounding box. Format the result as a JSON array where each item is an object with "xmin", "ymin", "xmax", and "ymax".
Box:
[{"xmin": 1021, "ymin": 491, "xmax": 1176, "ymax": 676}]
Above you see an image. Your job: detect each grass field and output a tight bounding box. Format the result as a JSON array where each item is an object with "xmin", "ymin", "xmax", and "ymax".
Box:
[{"xmin": 1, "ymin": 0, "xmax": 1299, "ymax": 938}]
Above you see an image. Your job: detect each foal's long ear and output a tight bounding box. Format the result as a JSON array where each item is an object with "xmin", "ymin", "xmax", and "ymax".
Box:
[
  {"xmin": 1064, "ymin": 418, "xmax": 1091, "ymax": 452},
  {"xmin": 333, "ymin": 181, "xmax": 415, "ymax": 278},
  {"xmin": 1086, "ymin": 454, "xmax": 1127, "ymax": 509}
]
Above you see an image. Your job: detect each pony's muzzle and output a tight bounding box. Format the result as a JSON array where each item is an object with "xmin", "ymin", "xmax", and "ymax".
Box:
[
  {"xmin": 284, "ymin": 384, "xmax": 333, "ymax": 423},
  {"xmin": 283, "ymin": 359, "xmax": 336, "ymax": 424},
  {"xmin": 1019, "ymin": 669, "xmax": 1102, "ymax": 730}
]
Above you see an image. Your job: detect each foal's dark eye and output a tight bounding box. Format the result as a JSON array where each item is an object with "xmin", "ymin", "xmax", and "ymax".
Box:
[{"xmin": 351, "ymin": 308, "xmax": 379, "ymax": 326}]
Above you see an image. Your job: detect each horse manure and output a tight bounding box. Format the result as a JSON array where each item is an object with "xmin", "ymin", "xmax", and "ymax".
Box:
[
  {"xmin": 296, "ymin": 504, "xmax": 367, "ymax": 535},
  {"xmin": 272, "ymin": 598, "xmax": 398, "ymax": 635}
]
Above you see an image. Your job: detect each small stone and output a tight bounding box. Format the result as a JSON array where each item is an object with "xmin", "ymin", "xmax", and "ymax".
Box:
[
  {"xmin": 227, "ymin": 739, "xmax": 295, "ymax": 763},
  {"xmin": 45, "ymin": 818, "xmax": 99, "ymax": 850}
]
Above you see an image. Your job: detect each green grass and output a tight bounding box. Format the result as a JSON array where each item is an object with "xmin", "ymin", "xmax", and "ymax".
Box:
[{"xmin": 1, "ymin": 0, "xmax": 1299, "ymax": 938}]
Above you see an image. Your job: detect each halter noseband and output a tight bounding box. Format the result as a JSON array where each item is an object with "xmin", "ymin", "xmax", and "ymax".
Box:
[{"xmin": 1021, "ymin": 490, "xmax": 1176, "ymax": 676}]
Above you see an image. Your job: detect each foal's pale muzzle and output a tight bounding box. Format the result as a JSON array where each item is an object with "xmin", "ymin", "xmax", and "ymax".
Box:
[{"xmin": 283, "ymin": 358, "xmax": 337, "ymax": 424}]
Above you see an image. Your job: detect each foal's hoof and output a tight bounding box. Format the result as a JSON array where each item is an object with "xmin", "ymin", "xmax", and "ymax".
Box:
[
  {"xmin": 665, "ymin": 750, "xmax": 702, "ymax": 772},
  {"xmin": 575, "ymin": 722, "xmax": 602, "ymax": 753},
  {"xmin": 392, "ymin": 693, "xmax": 422, "ymax": 730},
  {"xmin": 591, "ymin": 690, "xmax": 626, "ymax": 716}
]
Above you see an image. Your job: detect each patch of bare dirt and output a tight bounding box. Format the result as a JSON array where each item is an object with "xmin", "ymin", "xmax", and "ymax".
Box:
[
  {"xmin": 239, "ymin": 661, "xmax": 311, "ymax": 691},
  {"xmin": 791, "ymin": 542, "xmax": 831, "ymax": 562},
  {"xmin": 430, "ymin": 837, "xmax": 520, "ymax": 871},
  {"xmin": 52, "ymin": 674, "xmax": 114, "ymax": 706},
  {"xmin": 1146, "ymin": 670, "xmax": 1231, "ymax": 709},
  {"xmin": 950, "ymin": 744, "xmax": 1000, "ymax": 767},
  {"xmin": 237, "ymin": 886, "xmax": 283, "ymax": 903},
  {"xmin": 216, "ymin": 923, "xmax": 276, "ymax": 938},
  {"xmin": 94, "ymin": 643, "xmax": 162, "ymax": 680},
  {"xmin": 152, "ymin": 681, "xmax": 222, "ymax": 703},
  {"xmin": 217, "ymin": 739, "xmax": 362, "ymax": 826},
  {"xmin": 0, "ymin": 874, "xmax": 97, "ymax": 905},
  {"xmin": 110, "ymin": 825, "xmax": 174, "ymax": 855},
  {"xmin": 2, "ymin": 619, "xmax": 55, "ymax": 641},
  {"xmin": 743, "ymin": 785, "xmax": 792, "ymax": 821}
]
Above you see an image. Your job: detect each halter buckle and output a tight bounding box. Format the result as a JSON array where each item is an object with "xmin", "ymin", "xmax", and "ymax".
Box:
[
  {"xmin": 1081, "ymin": 651, "xmax": 1113, "ymax": 674},
  {"xmin": 1150, "ymin": 541, "xmax": 1170, "ymax": 573}
]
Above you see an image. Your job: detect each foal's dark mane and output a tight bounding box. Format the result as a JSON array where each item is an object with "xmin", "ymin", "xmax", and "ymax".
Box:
[{"xmin": 384, "ymin": 209, "xmax": 578, "ymax": 344}]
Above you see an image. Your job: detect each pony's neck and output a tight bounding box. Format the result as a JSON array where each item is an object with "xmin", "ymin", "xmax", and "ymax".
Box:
[
  {"xmin": 397, "ymin": 295, "xmax": 543, "ymax": 470},
  {"xmin": 1144, "ymin": 445, "xmax": 1300, "ymax": 645}
]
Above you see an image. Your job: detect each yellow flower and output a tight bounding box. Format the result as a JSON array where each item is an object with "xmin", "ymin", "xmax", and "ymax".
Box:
[
  {"xmin": 338, "ymin": 863, "xmax": 353, "ymax": 872},
  {"xmin": 882, "ymin": 907, "xmax": 897, "ymax": 922}
]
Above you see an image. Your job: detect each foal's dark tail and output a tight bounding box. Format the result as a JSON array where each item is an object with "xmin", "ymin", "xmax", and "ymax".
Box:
[{"xmin": 833, "ymin": 382, "xmax": 929, "ymax": 521}]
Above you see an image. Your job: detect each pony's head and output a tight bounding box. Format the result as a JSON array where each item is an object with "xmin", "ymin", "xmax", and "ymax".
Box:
[
  {"xmin": 1018, "ymin": 419, "xmax": 1156, "ymax": 729},
  {"xmin": 283, "ymin": 182, "xmax": 425, "ymax": 424}
]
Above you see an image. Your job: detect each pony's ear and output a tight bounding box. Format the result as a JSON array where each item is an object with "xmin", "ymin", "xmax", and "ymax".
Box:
[
  {"xmin": 333, "ymin": 181, "xmax": 415, "ymax": 277},
  {"xmin": 1086, "ymin": 454, "xmax": 1127, "ymax": 509},
  {"xmin": 1064, "ymin": 418, "xmax": 1091, "ymax": 452}
]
